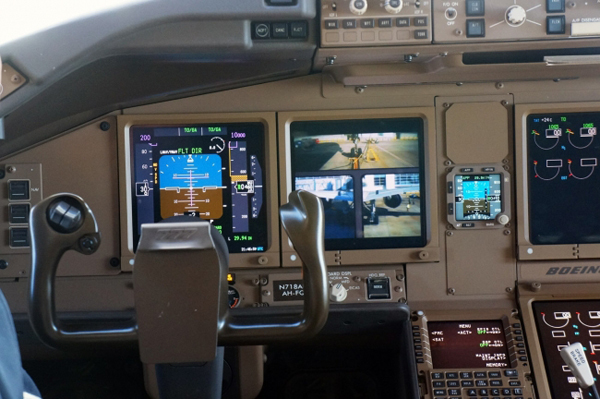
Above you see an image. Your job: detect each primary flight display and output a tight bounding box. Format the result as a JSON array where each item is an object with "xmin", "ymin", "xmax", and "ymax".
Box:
[{"xmin": 129, "ymin": 123, "xmax": 267, "ymax": 253}]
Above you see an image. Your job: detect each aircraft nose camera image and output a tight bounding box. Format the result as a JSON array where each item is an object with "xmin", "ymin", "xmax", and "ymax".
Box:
[{"xmin": 290, "ymin": 118, "xmax": 426, "ymax": 250}]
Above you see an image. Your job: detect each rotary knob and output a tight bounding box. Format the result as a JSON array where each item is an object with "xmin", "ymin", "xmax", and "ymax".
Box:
[
  {"xmin": 385, "ymin": 0, "xmax": 403, "ymax": 14},
  {"xmin": 496, "ymin": 213, "xmax": 510, "ymax": 226},
  {"xmin": 506, "ymin": 5, "xmax": 526, "ymax": 27},
  {"xmin": 350, "ymin": 0, "xmax": 367, "ymax": 15},
  {"xmin": 330, "ymin": 283, "xmax": 348, "ymax": 303}
]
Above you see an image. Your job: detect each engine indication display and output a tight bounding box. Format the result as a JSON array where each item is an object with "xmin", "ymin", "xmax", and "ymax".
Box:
[
  {"xmin": 429, "ymin": 320, "xmax": 511, "ymax": 369},
  {"xmin": 130, "ymin": 123, "xmax": 267, "ymax": 253},
  {"xmin": 455, "ymin": 174, "xmax": 502, "ymax": 221},
  {"xmin": 528, "ymin": 112, "xmax": 600, "ymax": 245}
]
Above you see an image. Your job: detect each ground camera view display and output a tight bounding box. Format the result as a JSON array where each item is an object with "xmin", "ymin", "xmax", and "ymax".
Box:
[{"xmin": 290, "ymin": 118, "xmax": 426, "ymax": 250}]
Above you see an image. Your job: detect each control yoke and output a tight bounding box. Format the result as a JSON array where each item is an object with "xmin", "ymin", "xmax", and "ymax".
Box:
[{"xmin": 28, "ymin": 191, "xmax": 328, "ymax": 353}]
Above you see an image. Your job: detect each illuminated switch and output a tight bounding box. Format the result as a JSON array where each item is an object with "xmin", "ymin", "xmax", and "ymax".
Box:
[
  {"xmin": 9, "ymin": 204, "xmax": 30, "ymax": 224},
  {"xmin": 466, "ymin": 0, "xmax": 484, "ymax": 16},
  {"xmin": 366, "ymin": 277, "xmax": 390, "ymax": 299},
  {"xmin": 8, "ymin": 180, "xmax": 30, "ymax": 201},
  {"xmin": 9, "ymin": 227, "xmax": 29, "ymax": 248},
  {"xmin": 547, "ymin": 0, "xmax": 564, "ymax": 12}
]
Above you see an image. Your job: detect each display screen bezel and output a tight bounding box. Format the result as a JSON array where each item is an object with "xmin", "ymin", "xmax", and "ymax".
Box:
[
  {"xmin": 289, "ymin": 117, "xmax": 428, "ymax": 251},
  {"xmin": 454, "ymin": 173, "xmax": 503, "ymax": 222}
]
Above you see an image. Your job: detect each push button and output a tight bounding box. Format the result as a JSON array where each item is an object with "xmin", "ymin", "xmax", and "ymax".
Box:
[
  {"xmin": 9, "ymin": 227, "xmax": 29, "ymax": 248},
  {"xmin": 325, "ymin": 20, "xmax": 339, "ymax": 29},
  {"xmin": 396, "ymin": 17, "xmax": 410, "ymax": 27},
  {"xmin": 8, "ymin": 180, "xmax": 30, "ymax": 201},
  {"xmin": 414, "ymin": 30, "xmax": 428, "ymax": 39},
  {"xmin": 547, "ymin": 0, "xmax": 565, "ymax": 12},
  {"xmin": 414, "ymin": 17, "xmax": 428, "ymax": 26},
  {"xmin": 272, "ymin": 23, "xmax": 288, "ymax": 38},
  {"xmin": 9, "ymin": 204, "xmax": 30, "ymax": 224},
  {"xmin": 547, "ymin": 16, "xmax": 565, "ymax": 34},
  {"xmin": 378, "ymin": 18, "xmax": 392, "ymax": 28},
  {"xmin": 367, "ymin": 277, "xmax": 390, "ymax": 299},
  {"xmin": 254, "ymin": 23, "xmax": 270, "ymax": 38},
  {"xmin": 290, "ymin": 22, "xmax": 308, "ymax": 38},
  {"xmin": 343, "ymin": 20, "xmax": 357, "ymax": 29},
  {"xmin": 466, "ymin": 0, "xmax": 485, "ymax": 16},
  {"xmin": 360, "ymin": 19, "xmax": 375, "ymax": 28},
  {"xmin": 466, "ymin": 19, "xmax": 485, "ymax": 37}
]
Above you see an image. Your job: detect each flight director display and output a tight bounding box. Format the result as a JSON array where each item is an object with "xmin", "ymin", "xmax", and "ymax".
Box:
[
  {"xmin": 130, "ymin": 123, "xmax": 267, "ymax": 253},
  {"xmin": 528, "ymin": 112, "xmax": 600, "ymax": 245},
  {"xmin": 290, "ymin": 118, "xmax": 427, "ymax": 250}
]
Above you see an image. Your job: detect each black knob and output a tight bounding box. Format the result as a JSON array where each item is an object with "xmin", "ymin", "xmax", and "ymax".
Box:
[{"xmin": 46, "ymin": 197, "xmax": 84, "ymax": 234}]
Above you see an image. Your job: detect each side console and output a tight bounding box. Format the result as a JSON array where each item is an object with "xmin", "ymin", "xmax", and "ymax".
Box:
[{"xmin": 412, "ymin": 310, "xmax": 534, "ymax": 399}]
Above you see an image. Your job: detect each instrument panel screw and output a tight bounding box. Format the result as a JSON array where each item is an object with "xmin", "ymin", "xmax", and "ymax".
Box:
[
  {"xmin": 446, "ymin": 231, "xmax": 453, "ymax": 236},
  {"xmin": 503, "ymin": 165, "xmax": 510, "ymax": 171},
  {"xmin": 440, "ymin": 52, "xmax": 448, "ymax": 57},
  {"xmin": 262, "ymin": 290, "xmax": 271, "ymax": 296},
  {"xmin": 109, "ymin": 257, "xmax": 120, "ymax": 268},
  {"xmin": 456, "ymin": 82, "xmax": 463, "ymax": 86},
  {"xmin": 10, "ymin": 75, "xmax": 21, "ymax": 83},
  {"xmin": 355, "ymin": 86, "xmax": 366, "ymax": 94},
  {"xmin": 553, "ymin": 78, "xmax": 561, "ymax": 82},
  {"xmin": 447, "ymin": 288, "xmax": 456, "ymax": 295},
  {"xmin": 252, "ymin": 278, "xmax": 260, "ymax": 286},
  {"xmin": 496, "ymin": 82, "xmax": 505, "ymax": 89},
  {"xmin": 396, "ymin": 274, "xmax": 405, "ymax": 281},
  {"xmin": 394, "ymin": 286, "xmax": 403, "ymax": 292},
  {"xmin": 418, "ymin": 251, "xmax": 429, "ymax": 260},
  {"xmin": 99, "ymin": 121, "xmax": 111, "ymax": 131},
  {"xmin": 0, "ymin": 260, "xmax": 7, "ymax": 270},
  {"xmin": 79, "ymin": 235, "xmax": 99, "ymax": 254},
  {"xmin": 501, "ymin": 100, "xmax": 509, "ymax": 106},
  {"xmin": 444, "ymin": 160, "xmax": 452, "ymax": 166},
  {"xmin": 258, "ymin": 256, "xmax": 268, "ymax": 265},
  {"xmin": 399, "ymin": 298, "xmax": 407, "ymax": 304},
  {"xmin": 354, "ymin": 276, "xmax": 362, "ymax": 282},
  {"xmin": 259, "ymin": 277, "xmax": 268, "ymax": 286},
  {"xmin": 443, "ymin": 103, "xmax": 450, "ymax": 108},
  {"xmin": 504, "ymin": 230, "xmax": 511, "ymax": 235},
  {"xmin": 531, "ymin": 282, "xmax": 542, "ymax": 292},
  {"xmin": 7, "ymin": 166, "xmax": 16, "ymax": 173},
  {"xmin": 506, "ymin": 286, "xmax": 513, "ymax": 293}
]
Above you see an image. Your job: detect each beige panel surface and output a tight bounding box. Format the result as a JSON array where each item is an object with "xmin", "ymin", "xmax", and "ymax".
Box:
[
  {"xmin": 2, "ymin": 118, "xmax": 121, "ymax": 277},
  {"xmin": 445, "ymin": 102, "xmax": 509, "ymax": 164},
  {"xmin": 446, "ymin": 229, "xmax": 516, "ymax": 296},
  {"xmin": 518, "ymin": 260, "xmax": 600, "ymax": 284}
]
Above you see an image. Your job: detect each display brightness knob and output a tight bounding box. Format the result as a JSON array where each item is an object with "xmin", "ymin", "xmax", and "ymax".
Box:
[
  {"xmin": 385, "ymin": 0, "xmax": 403, "ymax": 14},
  {"xmin": 330, "ymin": 283, "xmax": 348, "ymax": 302},
  {"xmin": 350, "ymin": 0, "xmax": 368, "ymax": 15}
]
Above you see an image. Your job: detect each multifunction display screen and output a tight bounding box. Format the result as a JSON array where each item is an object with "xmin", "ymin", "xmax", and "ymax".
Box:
[
  {"xmin": 454, "ymin": 174, "xmax": 502, "ymax": 221},
  {"xmin": 533, "ymin": 301, "xmax": 600, "ymax": 399},
  {"xmin": 429, "ymin": 320, "xmax": 511, "ymax": 369},
  {"xmin": 528, "ymin": 112, "xmax": 600, "ymax": 245},
  {"xmin": 290, "ymin": 118, "xmax": 427, "ymax": 251},
  {"xmin": 130, "ymin": 123, "xmax": 268, "ymax": 253}
]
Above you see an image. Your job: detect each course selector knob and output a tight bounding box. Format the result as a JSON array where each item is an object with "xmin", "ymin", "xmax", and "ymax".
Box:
[
  {"xmin": 330, "ymin": 283, "xmax": 348, "ymax": 302},
  {"xmin": 385, "ymin": 0, "xmax": 403, "ymax": 14},
  {"xmin": 506, "ymin": 5, "xmax": 526, "ymax": 27},
  {"xmin": 350, "ymin": 0, "xmax": 367, "ymax": 15}
]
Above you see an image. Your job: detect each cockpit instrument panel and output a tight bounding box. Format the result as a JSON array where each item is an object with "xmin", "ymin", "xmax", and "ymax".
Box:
[
  {"xmin": 129, "ymin": 123, "xmax": 268, "ymax": 253},
  {"xmin": 289, "ymin": 118, "xmax": 427, "ymax": 251}
]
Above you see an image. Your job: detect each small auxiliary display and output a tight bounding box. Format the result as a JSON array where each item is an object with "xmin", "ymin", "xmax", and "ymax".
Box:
[{"xmin": 446, "ymin": 165, "xmax": 510, "ymax": 229}]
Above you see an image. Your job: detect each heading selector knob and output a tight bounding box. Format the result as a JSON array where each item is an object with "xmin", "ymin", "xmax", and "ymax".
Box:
[
  {"xmin": 506, "ymin": 5, "xmax": 526, "ymax": 27},
  {"xmin": 385, "ymin": 0, "xmax": 403, "ymax": 14},
  {"xmin": 350, "ymin": 0, "xmax": 367, "ymax": 15}
]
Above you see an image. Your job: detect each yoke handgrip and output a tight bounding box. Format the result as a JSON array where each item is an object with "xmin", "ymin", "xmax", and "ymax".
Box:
[
  {"xmin": 28, "ymin": 194, "xmax": 137, "ymax": 348},
  {"xmin": 219, "ymin": 190, "xmax": 329, "ymax": 344}
]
